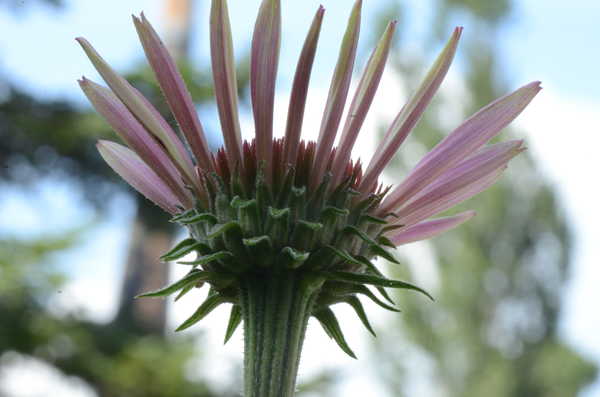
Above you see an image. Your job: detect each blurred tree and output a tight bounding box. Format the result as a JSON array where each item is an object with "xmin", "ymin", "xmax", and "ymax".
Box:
[
  {"xmin": 367, "ymin": 1, "xmax": 598, "ymax": 396},
  {"xmin": 0, "ymin": 233, "xmax": 239, "ymax": 397},
  {"xmin": 0, "ymin": 0, "xmax": 238, "ymax": 395}
]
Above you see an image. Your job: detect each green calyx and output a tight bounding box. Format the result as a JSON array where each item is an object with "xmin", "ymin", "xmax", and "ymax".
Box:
[{"xmin": 139, "ymin": 158, "xmax": 431, "ymax": 358}]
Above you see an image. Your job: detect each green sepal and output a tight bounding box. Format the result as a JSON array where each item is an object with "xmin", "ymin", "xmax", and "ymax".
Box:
[
  {"xmin": 360, "ymin": 214, "xmax": 387, "ymax": 225},
  {"xmin": 343, "ymin": 226, "xmax": 399, "ymax": 264},
  {"xmin": 176, "ymin": 294, "xmax": 227, "ymax": 332},
  {"xmin": 324, "ymin": 271, "xmax": 434, "ymax": 301},
  {"xmin": 275, "ymin": 166, "xmax": 296, "ymax": 208},
  {"xmin": 207, "ymin": 221, "xmax": 242, "ymax": 239},
  {"xmin": 350, "ymin": 284, "xmax": 400, "ymax": 312},
  {"xmin": 321, "ymin": 206, "xmax": 350, "ymax": 243},
  {"xmin": 243, "ymin": 235, "xmax": 274, "ymax": 267},
  {"xmin": 178, "ymin": 251, "xmax": 233, "ymax": 266},
  {"xmin": 381, "ymin": 223, "xmax": 404, "ymax": 234},
  {"xmin": 255, "ymin": 164, "xmax": 273, "ymax": 216},
  {"xmin": 298, "ymin": 220, "xmax": 323, "ymax": 231},
  {"xmin": 174, "ymin": 282, "xmax": 196, "ymax": 302},
  {"xmin": 280, "ymin": 246, "xmax": 310, "ymax": 268},
  {"xmin": 161, "ymin": 238, "xmax": 203, "ymax": 261},
  {"xmin": 266, "ymin": 207, "xmax": 290, "ymax": 243},
  {"xmin": 170, "ymin": 208, "xmax": 198, "ymax": 223},
  {"xmin": 224, "ymin": 304, "xmax": 242, "ymax": 344},
  {"xmin": 355, "ymin": 255, "xmax": 396, "ymax": 304},
  {"xmin": 344, "ymin": 295, "xmax": 376, "ymax": 337},
  {"xmin": 313, "ymin": 307, "xmax": 357, "ymax": 359},
  {"xmin": 377, "ymin": 235, "xmax": 396, "ymax": 249},
  {"xmin": 243, "ymin": 235, "xmax": 272, "ymax": 248},
  {"xmin": 307, "ymin": 173, "xmax": 331, "ymax": 219},
  {"xmin": 231, "ymin": 196, "xmax": 260, "ymax": 234},
  {"xmin": 136, "ymin": 270, "xmax": 211, "ymax": 298},
  {"xmin": 326, "ymin": 245, "xmax": 362, "ymax": 267},
  {"xmin": 178, "ymin": 213, "xmax": 218, "ymax": 225},
  {"xmin": 289, "ymin": 185, "xmax": 307, "ymax": 219},
  {"xmin": 292, "ymin": 220, "xmax": 323, "ymax": 250},
  {"xmin": 322, "ymin": 206, "xmax": 350, "ymax": 217},
  {"xmin": 216, "ymin": 191, "xmax": 234, "ymax": 222}
]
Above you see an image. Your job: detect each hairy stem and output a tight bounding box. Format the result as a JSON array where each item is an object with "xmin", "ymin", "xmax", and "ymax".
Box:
[{"xmin": 240, "ymin": 270, "xmax": 323, "ymax": 397}]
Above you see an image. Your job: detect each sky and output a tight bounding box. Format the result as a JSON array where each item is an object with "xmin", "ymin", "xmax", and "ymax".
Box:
[{"xmin": 1, "ymin": 0, "xmax": 599, "ymax": 396}]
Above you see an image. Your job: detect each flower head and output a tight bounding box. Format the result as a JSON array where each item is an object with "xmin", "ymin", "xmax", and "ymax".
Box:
[{"xmin": 78, "ymin": 0, "xmax": 539, "ymax": 355}]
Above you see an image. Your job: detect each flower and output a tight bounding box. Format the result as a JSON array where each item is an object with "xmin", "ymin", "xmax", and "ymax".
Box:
[{"xmin": 78, "ymin": 0, "xmax": 539, "ymax": 357}]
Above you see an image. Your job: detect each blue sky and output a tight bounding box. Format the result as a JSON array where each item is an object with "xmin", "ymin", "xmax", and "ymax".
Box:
[{"xmin": 1, "ymin": 0, "xmax": 600, "ymax": 396}]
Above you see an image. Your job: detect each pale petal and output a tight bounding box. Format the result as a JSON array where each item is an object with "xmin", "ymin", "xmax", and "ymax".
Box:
[
  {"xmin": 283, "ymin": 5, "xmax": 325, "ymax": 165},
  {"xmin": 360, "ymin": 27, "xmax": 462, "ymax": 193},
  {"xmin": 330, "ymin": 20, "xmax": 396, "ymax": 187},
  {"xmin": 97, "ymin": 140, "xmax": 184, "ymax": 213},
  {"xmin": 79, "ymin": 77, "xmax": 192, "ymax": 205},
  {"xmin": 380, "ymin": 81, "xmax": 541, "ymax": 211},
  {"xmin": 389, "ymin": 210, "xmax": 476, "ymax": 246},
  {"xmin": 399, "ymin": 170, "xmax": 501, "ymax": 228},
  {"xmin": 251, "ymin": 0, "xmax": 281, "ymax": 173},
  {"xmin": 133, "ymin": 14, "xmax": 215, "ymax": 173},
  {"xmin": 77, "ymin": 37, "xmax": 196, "ymax": 181},
  {"xmin": 209, "ymin": 0, "xmax": 243, "ymax": 168},
  {"xmin": 391, "ymin": 141, "xmax": 524, "ymax": 223},
  {"xmin": 311, "ymin": 0, "xmax": 362, "ymax": 188}
]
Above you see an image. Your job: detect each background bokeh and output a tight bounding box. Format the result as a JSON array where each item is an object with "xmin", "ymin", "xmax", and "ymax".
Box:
[{"xmin": 1, "ymin": 0, "xmax": 599, "ymax": 396}]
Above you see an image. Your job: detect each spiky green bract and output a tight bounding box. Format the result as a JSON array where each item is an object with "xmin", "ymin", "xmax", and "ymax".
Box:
[{"xmin": 142, "ymin": 138, "xmax": 430, "ymax": 360}]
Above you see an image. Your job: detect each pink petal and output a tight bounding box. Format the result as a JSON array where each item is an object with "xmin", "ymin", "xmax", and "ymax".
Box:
[
  {"xmin": 97, "ymin": 140, "xmax": 184, "ymax": 214},
  {"xmin": 77, "ymin": 37, "xmax": 197, "ymax": 183},
  {"xmin": 330, "ymin": 20, "xmax": 396, "ymax": 187},
  {"xmin": 391, "ymin": 140, "xmax": 524, "ymax": 224},
  {"xmin": 133, "ymin": 14, "xmax": 215, "ymax": 174},
  {"xmin": 209, "ymin": 0, "xmax": 243, "ymax": 169},
  {"xmin": 380, "ymin": 81, "xmax": 541, "ymax": 211},
  {"xmin": 79, "ymin": 77, "xmax": 192, "ymax": 206},
  {"xmin": 311, "ymin": 0, "xmax": 362, "ymax": 189},
  {"xmin": 283, "ymin": 5, "xmax": 325, "ymax": 165},
  {"xmin": 389, "ymin": 210, "xmax": 476, "ymax": 246},
  {"xmin": 251, "ymin": 0, "xmax": 281, "ymax": 176},
  {"xmin": 360, "ymin": 27, "xmax": 462, "ymax": 193}
]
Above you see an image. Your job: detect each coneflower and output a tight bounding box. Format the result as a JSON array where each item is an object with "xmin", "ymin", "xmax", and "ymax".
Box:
[{"xmin": 77, "ymin": 0, "xmax": 539, "ymax": 395}]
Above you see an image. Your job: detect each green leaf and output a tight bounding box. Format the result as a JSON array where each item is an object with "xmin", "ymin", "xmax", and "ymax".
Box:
[
  {"xmin": 161, "ymin": 238, "xmax": 202, "ymax": 261},
  {"xmin": 314, "ymin": 307, "xmax": 357, "ymax": 359},
  {"xmin": 325, "ymin": 271, "xmax": 434, "ymax": 301},
  {"xmin": 176, "ymin": 294, "xmax": 227, "ymax": 332},
  {"xmin": 178, "ymin": 251, "xmax": 233, "ymax": 265},
  {"xmin": 136, "ymin": 270, "xmax": 210, "ymax": 298},
  {"xmin": 345, "ymin": 295, "xmax": 376, "ymax": 337},
  {"xmin": 224, "ymin": 305, "xmax": 242, "ymax": 344}
]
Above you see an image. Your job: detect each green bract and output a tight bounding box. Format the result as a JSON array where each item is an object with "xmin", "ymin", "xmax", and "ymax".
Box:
[{"xmin": 145, "ymin": 143, "xmax": 430, "ymax": 356}]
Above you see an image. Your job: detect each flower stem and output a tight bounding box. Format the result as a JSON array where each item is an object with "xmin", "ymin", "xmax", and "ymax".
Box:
[{"xmin": 240, "ymin": 270, "xmax": 324, "ymax": 397}]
